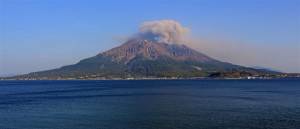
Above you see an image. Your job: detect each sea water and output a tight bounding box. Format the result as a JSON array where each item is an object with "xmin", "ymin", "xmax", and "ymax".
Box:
[{"xmin": 0, "ymin": 79, "xmax": 299, "ymax": 129}]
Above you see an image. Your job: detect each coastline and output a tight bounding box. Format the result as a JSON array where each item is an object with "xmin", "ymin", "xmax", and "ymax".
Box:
[{"xmin": 1, "ymin": 76, "xmax": 299, "ymax": 81}]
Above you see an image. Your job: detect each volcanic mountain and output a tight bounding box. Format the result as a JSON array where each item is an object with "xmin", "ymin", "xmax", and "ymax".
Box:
[{"xmin": 22, "ymin": 40, "xmax": 274, "ymax": 79}]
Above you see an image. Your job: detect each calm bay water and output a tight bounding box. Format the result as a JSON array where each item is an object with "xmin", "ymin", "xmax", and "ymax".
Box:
[{"xmin": 0, "ymin": 79, "xmax": 299, "ymax": 129}]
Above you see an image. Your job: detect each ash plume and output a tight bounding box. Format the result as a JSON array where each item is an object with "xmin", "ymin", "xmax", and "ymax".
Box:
[{"xmin": 130, "ymin": 20, "xmax": 190, "ymax": 44}]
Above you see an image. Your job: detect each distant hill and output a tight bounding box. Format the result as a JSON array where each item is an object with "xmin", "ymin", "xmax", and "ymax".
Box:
[
  {"xmin": 251, "ymin": 66, "xmax": 283, "ymax": 73},
  {"xmin": 17, "ymin": 40, "xmax": 277, "ymax": 79}
]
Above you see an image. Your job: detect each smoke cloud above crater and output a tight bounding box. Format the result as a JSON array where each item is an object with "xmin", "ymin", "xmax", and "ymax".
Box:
[{"xmin": 130, "ymin": 20, "xmax": 190, "ymax": 44}]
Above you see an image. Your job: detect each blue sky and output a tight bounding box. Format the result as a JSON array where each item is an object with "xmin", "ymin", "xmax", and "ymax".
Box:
[{"xmin": 0, "ymin": 0, "xmax": 299, "ymax": 76}]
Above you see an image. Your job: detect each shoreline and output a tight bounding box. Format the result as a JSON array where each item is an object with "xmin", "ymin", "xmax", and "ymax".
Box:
[{"xmin": 1, "ymin": 77, "xmax": 299, "ymax": 81}]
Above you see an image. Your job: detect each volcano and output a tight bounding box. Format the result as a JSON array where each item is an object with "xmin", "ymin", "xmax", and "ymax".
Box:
[{"xmin": 22, "ymin": 40, "xmax": 275, "ymax": 79}]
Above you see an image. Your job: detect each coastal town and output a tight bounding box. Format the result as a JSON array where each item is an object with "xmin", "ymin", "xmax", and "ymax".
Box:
[{"xmin": 2, "ymin": 73, "xmax": 299, "ymax": 80}]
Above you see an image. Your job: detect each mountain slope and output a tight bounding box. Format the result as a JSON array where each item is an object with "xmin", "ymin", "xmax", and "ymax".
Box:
[{"xmin": 22, "ymin": 40, "xmax": 275, "ymax": 79}]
